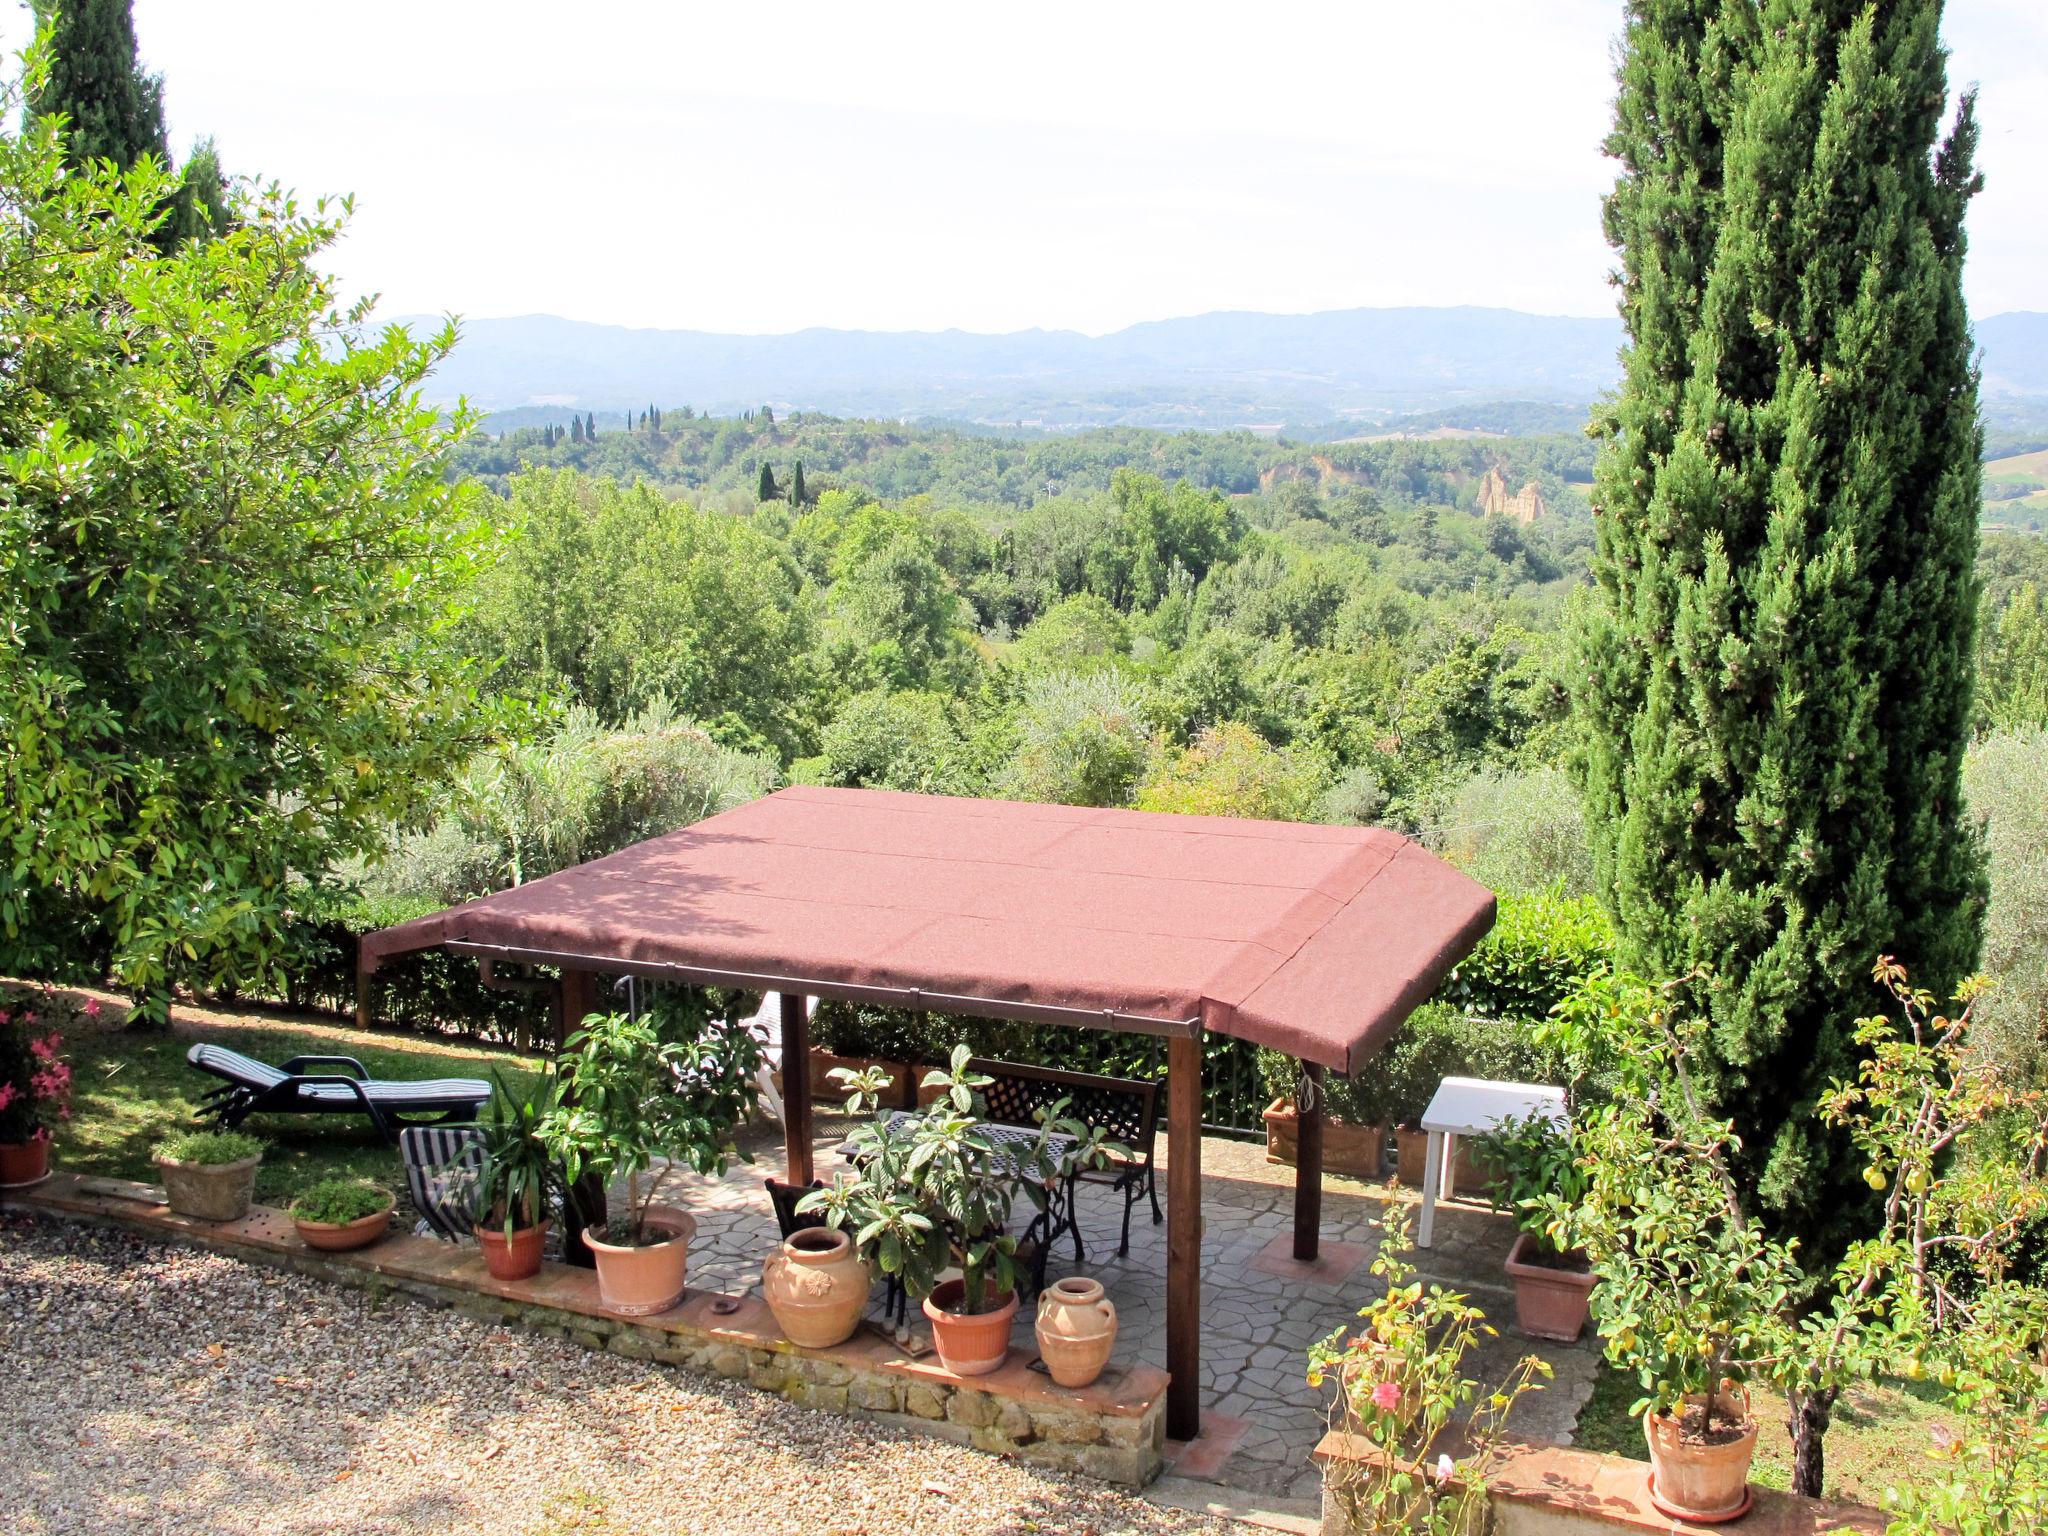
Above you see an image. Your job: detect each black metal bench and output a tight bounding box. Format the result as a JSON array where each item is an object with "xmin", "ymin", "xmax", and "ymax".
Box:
[{"xmin": 965, "ymin": 1057, "xmax": 1161, "ymax": 1259}]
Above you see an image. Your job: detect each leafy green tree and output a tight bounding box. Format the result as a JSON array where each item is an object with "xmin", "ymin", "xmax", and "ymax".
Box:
[
  {"xmin": 465, "ymin": 471, "xmax": 819, "ymax": 759},
  {"xmin": 1574, "ymin": 0, "xmax": 1987, "ymax": 1246},
  {"xmin": 823, "ymin": 528, "xmax": 972, "ymax": 693},
  {"xmin": 1009, "ymin": 592, "xmax": 1130, "ymax": 674},
  {"xmin": 998, "ymin": 671, "xmax": 1150, "ymax": 808},
  {"xmin": 0, "ymin": 70, "xmax": 505, "ymax": 1014},
  {"xmin": 1979, "ymin": 582, "xmax": 2048, "ymax": 730},
  {"xmin": 1135, "ymin": 722, "xmax": 1326, "ymax": 821},
  {"xmin": 811, "ymin": 690, "xmax": 978, "ymax": 795},
  {"xmin": 165, "ymin": 134, "xmax": 231, "ymax": 244}
]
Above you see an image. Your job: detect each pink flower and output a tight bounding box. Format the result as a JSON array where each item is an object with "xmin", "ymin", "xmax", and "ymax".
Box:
[
  {"xmin": 0, "ymin": 1009, "xmax": 11, "ymax": 1027},
  {"xmin": 82, "ymin": 999, "xmax": 102, "ymax": 1020},
  {"xmin": 29, "ymin": 1034, "xmax": 59, "ymax": 1061},
  {"xmin": 0, "ymin": 1082, "xmax": 16, "ymax": 1113},
  {"xmin": 1435, "ymin": 1454, "xmax": 1455, "ymax": 1486},
  {"xmin": 1370, "ymin": 1381, "xmax": 1402, "ymax": 1413},
  {"xmin": 20, "ymin": 1011, "xmax": 36, "ymax": 1026}
]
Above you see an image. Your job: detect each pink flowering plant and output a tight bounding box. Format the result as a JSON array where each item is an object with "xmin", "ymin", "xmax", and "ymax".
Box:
[
  {"xmin": 0, "ymin": 988, "xmax": 75, "ymax": 1143},
  {"xmin": 1309, "ymin": 1196, "xmax": 1550, "ymax": 1534}
]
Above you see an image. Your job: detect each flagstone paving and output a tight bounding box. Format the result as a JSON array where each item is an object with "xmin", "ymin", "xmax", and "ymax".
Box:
[{"xmin": 673, "ymin": 1114, "xmax": 1599, "ymax": 1503}]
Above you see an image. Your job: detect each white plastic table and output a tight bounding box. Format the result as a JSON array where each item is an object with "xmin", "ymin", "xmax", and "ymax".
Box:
[{"xmin": 1415, "ymin": 1076, "xmax": 1568, "ymax": 1248}]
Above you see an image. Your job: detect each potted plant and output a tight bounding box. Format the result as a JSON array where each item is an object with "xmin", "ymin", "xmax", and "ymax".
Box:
[
  {"xmin": 801, "ymin": 1045, "xmax": 1124, "ymax": 1377},
  {"xmin": 0, "ymin": 997, "xmax": 75, "ymax": 1187},
  {"xmin": 470, "ymin": 1067, "xmax": 561, "ymax": 1282},
  {"xmin": 1377, "ymin": 1006, "xmax": 1473, "ymax": 1187},
  {"xmin": 289, "ymin": 1177, "xmax": 395, "ymax": 1252},
  {"xmin": 1478, "ymin": 1112, "xmax": 1594, "ymax": 1341},
  {"xmin": 1258, "ymin": 1049, "xmax": 1389, "ymax": 1180},
  {"xmin": 154, "ymin": 1129, "xmax": 266, "ymax": 1222},
  {"xmin": 1310, "ymin": 1198, "xmax": 1552, "ymax": 1533},
  {"xmin": 542, "ymin": 1003, "xmax": 761, "ymax": 1316}
]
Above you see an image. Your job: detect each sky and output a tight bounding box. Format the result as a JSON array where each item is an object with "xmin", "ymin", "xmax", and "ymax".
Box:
[{"xmin": 11, "ymin": 1, "xmax": 2048, "ymax": 335}]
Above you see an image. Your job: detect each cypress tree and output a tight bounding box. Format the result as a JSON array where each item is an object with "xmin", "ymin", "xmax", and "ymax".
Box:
[
  {"xmin": 584, "ymin": 411, "xmax": 596, "ymax": 440},
  {"xmin": 29, "ymin": 0, "xmax": 168, "ymax": 173},
  {"xmin": 570, "ymin": 415, "xmax": 583, "ymax": 444},
  {"xmin": 790, "ymin": 459, "xmax": 807, "ymax": 508},
  {"xmin": 757, "ymin": 462, "xmax": 778, "ymax": 501},
  {"xmin": 1578, "ymin": 0, "xmax": 1986, "ymax": 1260}
]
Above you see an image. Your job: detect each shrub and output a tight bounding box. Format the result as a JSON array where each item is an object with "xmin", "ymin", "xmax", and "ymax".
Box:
[
  {"xmin": 997, "ymin": 670, "xmax": 1150, "ymax": 808},
  {"xmin": 1437, "ymin": 887, "xmax": 1613, "ymax": 1022},
  {"xmin": 1964, "ymin": 728, "xmax": 2048, "ymax": 1085},
  {"xmin": 1135, "ymin": 721, "xmax": 1328, "ymax": 821},
  {"xmin": 1313, "ymin": 764, "xmax": 1387, "ymax": 826},
  {"xmin": 155, "ymin": 1130, "xmax": 264, "ymax": 1166},
  {"xmin": 289, "ymin": 1178, "xmax": 392, "ymax": 1225},
  {"xmin": 814, "ymin": 690, "xmax": 979, "ymax": 795},
  {"xmin": 0, "ymin": 995, "xmax": 73, "ymax": 1142},
  {"xmin": 1431, "ymin": 766, "xmax": 1595, "ymax": 897}
]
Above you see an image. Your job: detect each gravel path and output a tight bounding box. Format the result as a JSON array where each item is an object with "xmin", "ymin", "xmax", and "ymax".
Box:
[{"xmin": 0, "ymin": 1215, "xmax": 1248, "ymax": 1536}]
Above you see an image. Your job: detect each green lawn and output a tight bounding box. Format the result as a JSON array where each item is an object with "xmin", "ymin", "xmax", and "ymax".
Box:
[
  {"xmin": 53, "ymin": 994, "xmax": 546, "ymax": 1209},
  {"xmin": 1573, "ymin": 1360, "xmax": 1958, "ymax": 1508}
]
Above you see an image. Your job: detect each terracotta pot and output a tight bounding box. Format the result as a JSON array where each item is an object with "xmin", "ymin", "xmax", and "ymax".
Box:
[
  {"xmin": 1035, "ymin": 1276, "xmax": 1117, "ymax": 1387},
  {"xmin": 293, "ymin": 1201, "xmax": 394, "ymax": 1253},
  {"xmin": 584, "ymin": 1208, "xmax": 694, "ymax": 1316},
  {"xmin": 0, "ymin": 1133, "xmax": 51, "ymax": 1188},
  {"xmin": 1644, "ymin": 1384, "xmax": 1758, "ymax": 1524},
  {"xmin": 1262, "ymin": 1098, "xmax": 1385, "ymax": 1179},
  {"xmin": 478, "ymin": 1220, "xmax": 549, "ymax": 1281},
  {"xmin": 1503, "ymin": 1230, "xmax": 1595, "ymax": 1342},
  {"xmin": 914, "ymin": 1071, "xmax": 951, "ymax": 1108},
  {"xmin": 763, "ymin": 1225, "xmax": 871, "ymax": 1348},
  {"xmin": 1453, "ymin": 1139, "xmax": 1502, "ymax": 1200},
  {"xmin": 156, "ymin": 1152, "xmax": 262, "ymax": 1223},
  {"xmin": 809, "ymin": 1050, "xmax": 913, "ymax": 1111},
  {"xmin": 923, "ymin": 1277, "xmax": 1018, "ymax": 1377},
  {"xmin": 1394, "ymin": 1126, "xmax": 1430, "ymax": 1187}
]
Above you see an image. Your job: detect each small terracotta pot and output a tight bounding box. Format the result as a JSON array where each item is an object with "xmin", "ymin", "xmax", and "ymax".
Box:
[
  {"xmin": 0, "ymin": 1133, "xmax": 51, "ymax": 1188},
  {"xmin": 584, "ymin": 1208, "xmax": 694, "ymax": 1316},
  {"xmin": 763, "ymin": 1225, "xmax": 872, "ymax": 1348},
  {"xmin": 293, "ymin": 1201, "xmax": 394, "ymax": 1253},
  {"xmin": 923, "ymin": 1278, "xmax": 1018, "ymax": 1377},
  {"xmin": 478, "ymin": 1220, "xmax": 549, "ymax": 1282},
  {"xmin": 156, "ymin": 1152, "xmax": 262, "ymax": 1223},
  {"xmin": 1644, "ymin": 1384, "xmax": 1758, "ymax": 1524},
  {"xmin": 1503, "ymin": 1231, "xmax": 1595, "ymax": 1342},
  {"xmin": 1035, "ymin": 1276, "xmax": 1117, "ymax": 1387}
]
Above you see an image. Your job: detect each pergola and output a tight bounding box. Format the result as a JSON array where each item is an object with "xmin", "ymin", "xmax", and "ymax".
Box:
[{"xmin": 358, "ymin": 786, "xmax": 1495, "ymax": 1440}]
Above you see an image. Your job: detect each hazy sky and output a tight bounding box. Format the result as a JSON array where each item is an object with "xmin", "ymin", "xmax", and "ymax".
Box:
[{"xmin": 13, "ymin": 2, "xmax": 2047, "ymax": 334}]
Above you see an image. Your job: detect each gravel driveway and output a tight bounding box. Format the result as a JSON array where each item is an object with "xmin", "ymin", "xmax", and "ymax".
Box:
[{"xmin": 0, "ymin": 1215, "xmax": 1248, "ymax": 1536}]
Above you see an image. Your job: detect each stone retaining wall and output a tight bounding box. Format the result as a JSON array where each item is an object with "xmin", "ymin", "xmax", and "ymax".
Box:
[{"xmin": 7, "ymin": 1174, "xmax": 1166, "ymax": 1486}]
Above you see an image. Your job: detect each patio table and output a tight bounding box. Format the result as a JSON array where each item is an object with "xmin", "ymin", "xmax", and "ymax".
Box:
[{"xmin": 1415, "ymin": 1075, "xmax": 1567, "ymax": 1249}]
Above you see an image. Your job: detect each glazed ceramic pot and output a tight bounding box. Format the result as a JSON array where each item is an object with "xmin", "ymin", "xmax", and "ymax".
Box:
[
  {"xmin": 293, "ymin": 1200, "xmax": 394, "ymax": 1253},
  {"xmin": 923, "ymin": 1277, "xmax": 1018, "ymax": 1377},
  {"xmin": 478, "ymin": 1220, "xmax": 549, "ymax": 1282},
  {"xmin": 1034, "ymin": 1276, "xmax": 1117, "ymax": 1388},
  {"xmin": 584, "ymin": 1208, "xmax": 694, "ymax": 1316},
  {"xmin": 156, "ymin": 1152, "xmax": 262, "ymax": 1223},
  {"xmin": 0, "ymin": 1133, "xmax": 51, "ymax": 1188},
  {"xmin": 763, "ymin": 1226, "xmax": 872, "ymax": 1348},
  {"xmin": 1503, "ymin": 1231, "xmax": 1596, "ymax": 1343},
  {"xmin": 1644, "ymin": 1383, "xmax": 1758, "ymax": 1524}
]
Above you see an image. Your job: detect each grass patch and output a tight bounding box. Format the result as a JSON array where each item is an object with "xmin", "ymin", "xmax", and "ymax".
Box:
[
  {"xmin": 56, "ymin": 999, "xmax": 545, "ymax": 1207},
  {"xmin": 1573, "ymin": 1360, "xmax": 1960, "ymax": 1507}
]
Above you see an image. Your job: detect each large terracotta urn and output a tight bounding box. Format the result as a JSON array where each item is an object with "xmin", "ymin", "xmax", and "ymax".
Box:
[
  {"xmin": 584, "ymin": 1208, "xmax": 694, "ymax": 1316},
  {"xmin": 1034, "ymin": 1276, "xmax": 1117, "ymax": 1388},
  {"xmin": 763, "ymin": 1226, "xmax": 871, "ymax": 1348},
  {"xmin": 1644, "ymin": 1383, "xmax": 1758, "ymax": 1524}
]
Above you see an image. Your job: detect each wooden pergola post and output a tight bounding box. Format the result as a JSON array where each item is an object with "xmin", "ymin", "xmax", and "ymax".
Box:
[
  {"xmin": 557, "ymin": 967, "xmax": 604, "ymax": 1267},
  {"xmin": 1166, "ymin": 1031, "xmax": 1202, "ymax": 1442},
  {"xmin": 1292, "ymin": 1061, "xmax": 1324, "ymax": 1262},
  {"xmin": 780, "ymin": 992, "xmax": 814, "ymax": 1186}
]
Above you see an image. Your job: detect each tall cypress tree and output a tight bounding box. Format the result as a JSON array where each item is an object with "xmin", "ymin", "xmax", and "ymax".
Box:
[
  {"xmin": 1578, "ymin": 1, "xmax": 1986, "ymax": 1254},
  {"xmin": 29, "ymin": 0, "xmax": 168, "ymax": 172},
  {"xmin": 757, "ymin": 462, "xmax": 778, "ymax": 501},
  {"xmin": 789, "ymin": 459, "xmax": 807, "ymax": 508},
  {"xmin": 584, "ymin": 411, "xmax": 596, "ymax": 440}
]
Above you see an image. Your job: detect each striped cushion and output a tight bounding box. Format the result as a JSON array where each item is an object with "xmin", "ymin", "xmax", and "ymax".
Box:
[
  {"xmin": 303, "ymin": 1078, "xmax": 491, "ymax": 1107},
  {"xmin": 187, "ymin": 1043, "xmax": 289, "ymax": 1089}
]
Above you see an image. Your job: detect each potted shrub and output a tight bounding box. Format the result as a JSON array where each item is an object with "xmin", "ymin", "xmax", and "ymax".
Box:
[
  {"xmin": 801, "ymin": 1045, "xmax": 1123, "ymax": 1377},
  {"xmin": 154, "ymin": 1129, "xmax": 266, "ymax": 1222},
  {"xmin": 1377, "ymin": 1006, "xmax": 1473, "ymax": 1187},
  {"xmin": 0, "ymin": 996, "xmax": 76, "ymax": 1187},
  {"xmin": 1478, "ymin": 1112, "xmax": 1594, "ymax": 1341},
  {"xmin": 1258, "ymin": 1049, "xmax": 1389, "ymax": 1179},
  {"xmin": 470, "ymin": 1067, "xmax": 561, "ymax": 1282},
  {"xmin": 289, "ymin": 1177, "xmax": 395, "ymax": 1252},
  {"xmin": 542, "ymin": 1004, "xmax": 761, "ymax": 1316}
]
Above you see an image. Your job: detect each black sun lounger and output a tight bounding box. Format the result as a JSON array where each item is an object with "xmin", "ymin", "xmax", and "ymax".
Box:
[{"xmin": 187, "ymin": 1042, "xmax": 491, "ymax": 1143}]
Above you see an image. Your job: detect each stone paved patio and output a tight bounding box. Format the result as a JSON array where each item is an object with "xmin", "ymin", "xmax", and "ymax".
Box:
[{"xmin": 669, "ymin": 1111, "xmax": 1599, "ymax": 1503}]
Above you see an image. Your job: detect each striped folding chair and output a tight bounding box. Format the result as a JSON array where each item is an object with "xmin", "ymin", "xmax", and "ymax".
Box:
[{"xmin": 399, "ymin": 1124, "xmax": 486, "ymax": 1242}]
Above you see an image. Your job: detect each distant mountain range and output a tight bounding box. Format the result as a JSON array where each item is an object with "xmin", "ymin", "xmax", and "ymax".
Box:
[{"xmin": 393, "ymin": 306, "xmax": 2048, "ymax": 434}]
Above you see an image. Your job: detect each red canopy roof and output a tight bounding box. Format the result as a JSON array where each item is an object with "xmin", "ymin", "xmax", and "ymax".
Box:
[{"xmin": 359, "ymin": 787, "xmax": 1495, "ymax": 1073}]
